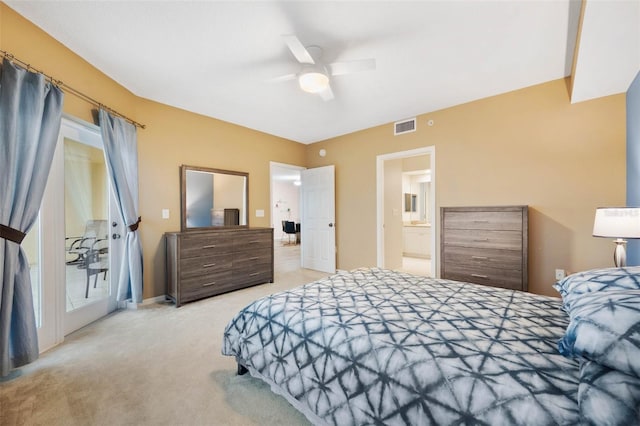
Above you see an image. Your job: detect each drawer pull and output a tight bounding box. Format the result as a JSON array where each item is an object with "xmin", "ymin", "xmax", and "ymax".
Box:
[
  {"xmin": 249, "ymin": 240, "xmax": 262, "ymax": 243},
  {"xmin": 471, "ymin": 274, "xmax": 489, "ymax": 279},
  {"xmin": 473, "ymin": 239, "xmax": 490, "ymax": 242},
  {"xmin": 202, "ymin": 281, "xmax": 217, "ymax": 287},
  {"xmin": 473, "ymin": 220, "xmax": 489, "ymax": 223},
  {"xmin": 249, "ymin": 256, "xmax": 260, "ymax": 260},
  {"xmin": 202, "ymin": 244, "xmax": 217, "ymax": 249},
  {"xmin": 202, "ymin": 263, "xmax": 217, "ymax": 268},
  {"xmin": 471, "ymin": 256, "xmax": 488, "ymax": 260},
  {"xmin": 249, "ymin": 272, "xmax": 260, "ymax": 276}
]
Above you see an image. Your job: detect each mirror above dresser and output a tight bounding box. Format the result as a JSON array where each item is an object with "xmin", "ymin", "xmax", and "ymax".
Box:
[{"xmin": 180, "ymin": 165, "xmax": 248, "ymax": 231}]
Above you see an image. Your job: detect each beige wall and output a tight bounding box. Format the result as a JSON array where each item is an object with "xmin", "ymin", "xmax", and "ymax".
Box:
[
  {"xmin": 306, "ymin": 80, "xmax": 625, "ymax": 296},
  {"xmin": 0, "ymin": 5, "xmax": 137, "ymax": 131},
  {"xmin": 1, "ymin": 4, "xmax": 307, "ymax": 299},
  {"xmin": 2, "ymin": 3, "xmax": 627, "ymax": 299},
  {"xmin": 135, "ymin": 100, "xmax": 306, "ymax": 297}
]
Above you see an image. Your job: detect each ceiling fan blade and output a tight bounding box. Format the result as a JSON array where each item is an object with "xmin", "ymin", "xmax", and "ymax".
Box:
[
  {"xmin": 328, "ymin": 58, "xmax": 376, "ymax": 76},
  {"xmin": 267, "ymin": 73, "xmax": 297, "ymax": 83},
  {"xmin": 283, "ymin": 34, "xmax": 315, "ymax": 65},
  {"xmin": 319, "ymin": 85, "xmax": 334, "ymax": 101}
]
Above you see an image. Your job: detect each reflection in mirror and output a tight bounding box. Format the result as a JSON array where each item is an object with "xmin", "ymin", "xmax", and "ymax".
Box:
[
  {"xmin": 181, "ymin": 165, "xmax": 248, "ymax": 230},
  {"xmin": 402, "ymin": 169, "xmax": 431, "ymax": 224},
  {"xmin": 404, "ymin": 193, "xmax": 417, "ymax": 212}
]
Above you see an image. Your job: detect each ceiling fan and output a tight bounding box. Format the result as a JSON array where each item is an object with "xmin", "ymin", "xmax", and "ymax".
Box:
[{"xmin": 272, "ymin": 34, "xmax": 376, "ymax": 101}]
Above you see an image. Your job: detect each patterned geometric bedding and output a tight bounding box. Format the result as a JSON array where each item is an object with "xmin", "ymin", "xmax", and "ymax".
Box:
[{"xmin": 222, "ymin": 268, "xmax": 580, "ymax": 425}]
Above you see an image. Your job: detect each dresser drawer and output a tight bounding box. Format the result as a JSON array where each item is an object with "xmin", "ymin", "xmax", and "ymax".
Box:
[
  {"xmin": 443, "ymin": 210, "xmax": 523, "ymax": 231},
  {"xmin": 443, "ymin": 264, "xmax": 523, "ymax": 290},
  {"xmin": 180, "ymin": 253, "xmax": 233, "ymax": 279},
  {"xmin": 233, "ymin": 247, "xmax": 272, "ymax": 270},
  {"xmin": 443, "ymin": 246, "xmax": 521, "ymax": 271},
  {"xmin": 234, "ymin": 232, "xmax": 272, "ymax": 251},
  {"xmin": 443, "ymin": 229, "xmax": 522, "ymax": 250},
  {"xmin": 180, "ymin": 234, "xmax": 234, "ymax": 259},
  {"xmin": 180, "ymin": 270, "xmax": 234, "ymax": 303},
  {"xmin": 183, "ymin": 279, "xmax": 257, "ymax": 303},
  {"xmin": 233, "ymin": 265, "xmax": 273, "ymax": 286}
]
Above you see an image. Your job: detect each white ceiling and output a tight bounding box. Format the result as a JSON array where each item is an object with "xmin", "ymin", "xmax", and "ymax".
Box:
[{"xmin": 5, "ymin": 1, "xmax": 639, "ymax": 144}]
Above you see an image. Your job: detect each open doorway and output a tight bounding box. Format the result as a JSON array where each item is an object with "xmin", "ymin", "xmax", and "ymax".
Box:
[
  {"xmin": 270, "ymin": 162, "xmax": 304, "ymax": 270},
  {"xmin": 376, "ymin": 147, "xmax": 436, "ymax": 277}
]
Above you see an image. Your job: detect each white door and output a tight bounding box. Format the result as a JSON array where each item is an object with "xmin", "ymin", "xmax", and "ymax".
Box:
[
  {"xmin": 383, "ymin": 159, "xmax": 404, "ymax": 270},
  {"xmin": 301, "ymin": 165, "xmax": 336, "ymax": 273},
  {"xmin": 33, "ymin": 116, "xmax": 122, "ymax": 351}
]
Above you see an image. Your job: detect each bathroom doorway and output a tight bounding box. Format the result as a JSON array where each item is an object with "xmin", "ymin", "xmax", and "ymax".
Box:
[{"xmin": 376, "ymin": 147, "xmax": 436, "ymax": 277}]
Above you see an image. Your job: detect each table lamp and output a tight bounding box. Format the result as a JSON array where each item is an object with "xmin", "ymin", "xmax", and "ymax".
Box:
[{"xmin": 593, "ymin": 207, "xmax": 640, "ymax": 267}]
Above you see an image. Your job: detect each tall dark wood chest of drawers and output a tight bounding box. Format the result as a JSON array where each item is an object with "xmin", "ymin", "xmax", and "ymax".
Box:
[
  {"xmin": 165, "ymin": 227, "xmax": 274, "ymax": 307},
  {"xmin": 440, "ymin": 206, "xmax": 528, "ymax": 291}
]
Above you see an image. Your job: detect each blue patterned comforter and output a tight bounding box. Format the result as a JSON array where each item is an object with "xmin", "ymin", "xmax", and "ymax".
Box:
[{"xmin": 222, "ymin": 268, "xmax": 580, "ymax": 425}]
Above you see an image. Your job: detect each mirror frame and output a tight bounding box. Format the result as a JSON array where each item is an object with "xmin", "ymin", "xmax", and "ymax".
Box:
[{"xmin": 180, "ymin": 165, "xmax": 249, "ymax": 231}]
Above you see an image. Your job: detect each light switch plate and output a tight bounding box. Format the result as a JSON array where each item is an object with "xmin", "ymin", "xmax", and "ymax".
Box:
[
  {"xmin": 256, "ymin": 209, "xmax": 265, "ymax": 217},
  {"xmin": 162, "ymin": 209, "xmax": 170, "ymax": 219}
]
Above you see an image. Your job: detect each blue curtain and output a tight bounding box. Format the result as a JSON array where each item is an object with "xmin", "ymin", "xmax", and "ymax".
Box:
[
  {"xmin": 0, "ymin": 59, "xmax": 63, "ymax": 377},
  {"xmin": 99, "ymin": 110, "xmax": 143, "ymax": 303}
]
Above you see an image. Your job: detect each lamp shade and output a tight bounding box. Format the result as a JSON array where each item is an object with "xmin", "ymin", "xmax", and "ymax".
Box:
[{"xmin": 593, "ymin": 207, "xmax": 640, "ymax": 239}]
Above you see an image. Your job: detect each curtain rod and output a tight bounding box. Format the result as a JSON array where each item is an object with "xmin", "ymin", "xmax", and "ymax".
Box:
[{"xmin": 0, "ymin": 49, "xmax": 145, "ymax": 129}]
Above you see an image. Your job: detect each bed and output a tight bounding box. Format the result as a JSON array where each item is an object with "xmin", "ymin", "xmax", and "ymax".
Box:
[{"xmin": 222, "ymin": 267, "xmax": 640, "ymax": 425}]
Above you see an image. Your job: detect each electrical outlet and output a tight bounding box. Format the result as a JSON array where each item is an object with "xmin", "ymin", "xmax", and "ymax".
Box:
[{"xmin": 555, "ymin": 269, "xmax": 566, "ymax": 280}]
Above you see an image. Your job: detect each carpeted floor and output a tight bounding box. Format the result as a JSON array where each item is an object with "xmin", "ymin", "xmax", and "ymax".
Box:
[{"xmin": 1, "ymin": 245, "xmax": 328, "ymax": 426}]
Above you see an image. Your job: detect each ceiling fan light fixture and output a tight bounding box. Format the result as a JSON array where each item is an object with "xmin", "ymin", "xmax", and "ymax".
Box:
[{"xmin": 298, "ymin": 71, "xmax": 329, "ymax": 93}]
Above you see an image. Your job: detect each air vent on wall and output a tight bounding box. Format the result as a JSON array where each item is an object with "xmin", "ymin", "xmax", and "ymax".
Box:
[{"xmin": 394, "ymin": 118, "xmax": 416, "ymax": 135}]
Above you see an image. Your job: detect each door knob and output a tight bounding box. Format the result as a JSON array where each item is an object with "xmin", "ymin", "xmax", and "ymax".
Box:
[
  {"xmin": 112, "ymin": 221, "xmax": 118, "ymax": 227},
  {"xmin": 112, "ymin": 233, "xmax": 121, "ymax": 239},
  {"xmin": 329, "ymin": 223, "xmax": 334, "ymax": 227}
]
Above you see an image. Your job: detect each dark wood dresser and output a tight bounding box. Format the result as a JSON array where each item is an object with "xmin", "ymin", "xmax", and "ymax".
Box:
[
  {"xmin": 440, "ymin": 206, "xmax": 528, "ymax": 291},
  {"xmin": 165, "ymin": 227, "xmax": 274, "ymax": 306}
]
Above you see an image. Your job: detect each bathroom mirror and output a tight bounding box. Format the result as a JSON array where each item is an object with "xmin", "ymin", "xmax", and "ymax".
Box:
[
  {"xmin": 404, "ymin": 193, "xmax": 417, "ymax": 212},
  {"xmin": 180, "ymin": 165, "xmax": 248, "ymax": 231},
  {"xmin": 403, "ymin": 170, "xmax": 431, "ymax": 224}
]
